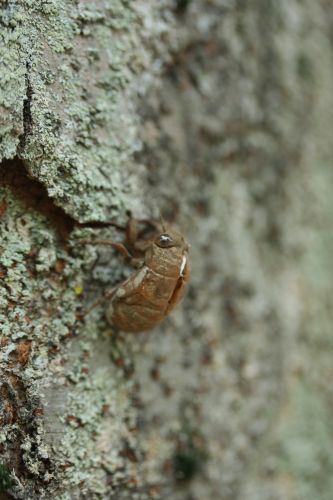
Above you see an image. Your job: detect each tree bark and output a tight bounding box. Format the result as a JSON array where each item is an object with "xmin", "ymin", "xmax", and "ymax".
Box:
[{"xmin": 1, "ymin": 1, "xmax": 333, "ymax": 499}]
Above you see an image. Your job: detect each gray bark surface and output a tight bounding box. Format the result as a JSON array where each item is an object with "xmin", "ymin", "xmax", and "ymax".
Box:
[{"xmin": 1, "ymin": 1, "xmax": 333, "ymax": 499}]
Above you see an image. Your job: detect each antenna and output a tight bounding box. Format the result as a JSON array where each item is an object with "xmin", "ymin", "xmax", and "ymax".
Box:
[{"xmin": 160, "ymin": 214, "xmax": 166, "ymax": 232}]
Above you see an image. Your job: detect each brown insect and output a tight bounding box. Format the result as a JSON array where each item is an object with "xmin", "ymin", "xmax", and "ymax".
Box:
[{"xmin": 83, "ymin": 217, "xmax": 190, "ymax": 333}]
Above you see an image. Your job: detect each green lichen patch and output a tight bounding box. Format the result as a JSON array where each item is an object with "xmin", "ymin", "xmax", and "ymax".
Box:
[
  {"xmin": 52, "ymin": 331, "xmax": 141, "ymax": 498},
  {"xmin": 0, "ymin": 187, "xmax": 89, "ymax": 497},
  {"xmin": 0, "ymin": 3, "xmax": 27, "ymax": 159},
  {"xmin": 1, "ymin": 0, "xmax": 151, "ymax": 222},
  {"xmin": 2, "ymin": 0, "xmax": 143, "ymax": 222}
]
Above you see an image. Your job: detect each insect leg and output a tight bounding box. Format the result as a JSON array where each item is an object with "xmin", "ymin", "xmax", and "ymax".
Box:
[
  {"xmin": 85, "ymin": 287, "xmax": 117, "ymax": 315},
  {"xmin": 125, "ymin": 217, "xmax": 139, "ymax": 247},
  {"xmin": 79, "ymin": 239, "xmax": 133, "ymax": 259},
  {"xmin": 79, "ymin": 220, "xmax": 127, "ymax": 231},
  {"xmin": 79, "ymin": 239, "xmax": 144, "ymax": 269},
  {"xmin": 125, "ymin": 215, "xmax": 161, "ymax": 245}
]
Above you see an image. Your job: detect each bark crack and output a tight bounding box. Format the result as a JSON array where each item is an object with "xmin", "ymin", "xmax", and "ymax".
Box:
[
  {"xmin": 19, "ymin": 61, "xmax": 33, "ymax": 151},
  {"xmin": 0, "ymin": 159, "xmax": 121, "ymax": 241}
]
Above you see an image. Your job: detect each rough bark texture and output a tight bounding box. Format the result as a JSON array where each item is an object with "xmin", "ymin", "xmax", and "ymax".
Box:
[{"xmin": 1, "ymin": 1, "xmax": 333, "ymax": 499}]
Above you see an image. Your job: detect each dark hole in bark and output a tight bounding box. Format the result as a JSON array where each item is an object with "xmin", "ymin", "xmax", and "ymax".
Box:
[
  {"xmin": 0, "ymin": 158, "xmax": 75, "ymax": 241},
  {"xmin": 174, "ymin": 0, "xmax": 191, "ymax": 15},
  {"xmin": 18, "ymin": 61, "xmax": 33, "ymax": 151},
  {"xmin": 0, "ymin": 463, "xmax": 14, "ymax": 495},
  {"xmin": 0, "ymin": 158, "xmax": 119, "ymax": 241}
]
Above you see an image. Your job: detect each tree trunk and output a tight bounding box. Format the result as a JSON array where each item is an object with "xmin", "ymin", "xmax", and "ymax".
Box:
[{"xmin": 1, "ymin": 1, "xmax": 333, "ymax": 499}]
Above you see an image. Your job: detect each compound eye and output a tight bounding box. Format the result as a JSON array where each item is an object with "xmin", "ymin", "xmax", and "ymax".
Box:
[{"xmin": 156, "ymin": 233, "xmax": 174, "ymax": 248}]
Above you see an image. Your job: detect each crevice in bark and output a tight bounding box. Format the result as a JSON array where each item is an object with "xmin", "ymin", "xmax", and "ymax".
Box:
[
  {"xmin": 18, "ymin": 61, "xmax": 33, "ymax": 151},
  {"xmin": 0, "ymin": 158, "xmax": 120, "ymax": 240},
  {"xmin": 0, "ymin": 356, "xmax": 55, "ymax": 498},
  {"xmin": 0, "ymin": 158, "xmax": 75, "ymax": 240}
]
